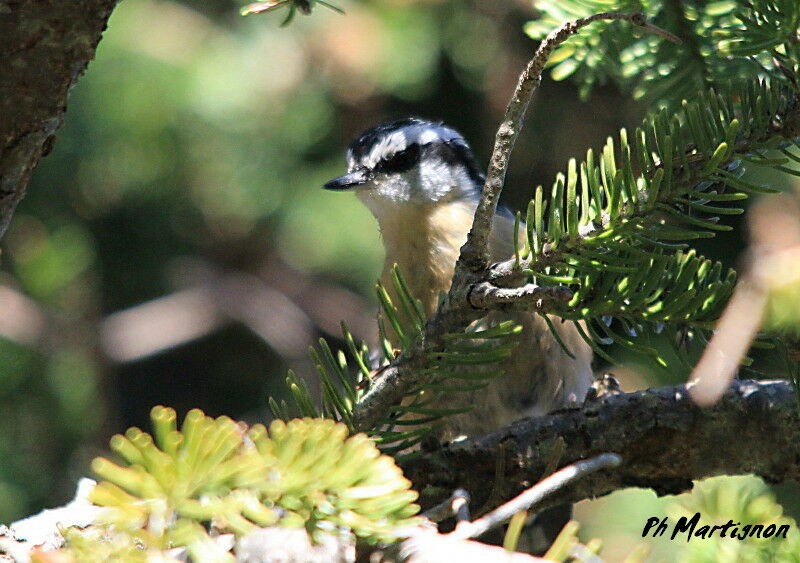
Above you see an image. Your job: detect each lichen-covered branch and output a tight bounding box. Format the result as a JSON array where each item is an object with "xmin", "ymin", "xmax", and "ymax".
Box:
[
  {"xmin": 467, "ymin": 282, "xmax": 573, "ymax": 312},
  {"xmin": 0, "ymin": 0, "xmax": 117, "ymax": 238},
  {"xmin": 402, "ymin": 380, "xmax": 800, "ymax": 513}
]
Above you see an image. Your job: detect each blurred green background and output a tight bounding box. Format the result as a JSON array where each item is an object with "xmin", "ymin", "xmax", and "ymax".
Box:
[{"xmin": 1, "ymin": 0, "xmax": 798, "ymax": 559}]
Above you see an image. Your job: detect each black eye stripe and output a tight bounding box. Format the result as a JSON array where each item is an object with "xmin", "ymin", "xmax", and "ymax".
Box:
[
  {"xmin": 375, "ymin": 141, "xmax": 468, "ymax": 174},
  {"xmin": 375, "ymin": 143, "xmax": 422, "ymax": 174},
  {"xmin": 373, "ymin": 140, "xmax": 484, "ymax": 185}
]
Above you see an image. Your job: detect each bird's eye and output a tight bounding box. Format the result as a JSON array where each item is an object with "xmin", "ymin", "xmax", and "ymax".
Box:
[{"xmin": 376, "ymin": 143, "xmax": 421, "ymax": 174}]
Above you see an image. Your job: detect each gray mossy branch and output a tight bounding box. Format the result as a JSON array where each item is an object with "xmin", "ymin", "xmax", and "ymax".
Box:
[
  {"xmin": 467, "ymin": 282, "xmax": 573, "ymax": 311},
  {"xmin": 402, "ymin": 380, "xmax": 800, "ymax": 514},
  {"xmin": 0, "ymin": 0, "xmax": 117, "ymax": 239},
  {"xmin": 352, "ymin": 11, "xmax": 680, "ymax": 431}
]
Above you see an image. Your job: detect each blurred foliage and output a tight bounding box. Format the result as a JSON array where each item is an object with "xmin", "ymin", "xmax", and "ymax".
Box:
[
  {"xmin": 59, "ymin": 407, "xmax": 418, "ymax": 560},
  {"xmin": 526, "ymin": 0, "xmax": 800, "ymax": 107},
  {"xmin": 1, "ymin": 0, "xmax": 799, "ymax": 559},
  {"xmin": 241, "ymin": 0, "xmax": 344, "ymax": 25},
  {"xmin": 1, "ymin": 0, "xmax": 551, "ymax": 523},
  {"xmin": 668, "ymin": 475, "xmax": 800, "ymax": 562}
]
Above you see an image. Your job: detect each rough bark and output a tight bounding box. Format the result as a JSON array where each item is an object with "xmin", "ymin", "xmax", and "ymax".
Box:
[
  {"xmin": 0, "ymin": 0, "xmax": 117, "ymax": 238},
  {"xmin": 403, "ymin": 379, "xmax": 800, "ymax": 513}
]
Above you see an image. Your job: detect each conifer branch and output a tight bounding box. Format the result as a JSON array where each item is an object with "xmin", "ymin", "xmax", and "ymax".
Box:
[
  {"xmin": 352, "ymin": 10, "xmax": 683, "ymax": 433},
  {"xmin": 403, "ymin": 379, "xmax": 800, "ymax": 514},
  {"xmin": 467, "ymin": 282, "xmax": 572, "ymax": 311},
  {"xmin": 461, "ymin": 11, "xmax": 680, "ymax": 271},
  {"xmin": 297, "ymin": 1, "xmax": 800, "ymax": 452}
]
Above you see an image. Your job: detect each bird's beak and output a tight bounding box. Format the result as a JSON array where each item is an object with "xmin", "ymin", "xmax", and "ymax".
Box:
[{"xmin": 322, "ymin": 169, "xmax": 370, "ymax": 191}]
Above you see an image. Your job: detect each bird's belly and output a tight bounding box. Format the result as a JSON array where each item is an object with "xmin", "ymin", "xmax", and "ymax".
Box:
[{"xmin": 431, "ymin": 312, "xmax": 594, "ymax": 441}]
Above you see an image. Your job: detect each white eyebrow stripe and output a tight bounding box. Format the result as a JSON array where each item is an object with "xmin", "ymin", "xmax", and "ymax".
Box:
[{"xmin": 366, "ymin": 130, "xmax": 408, "ymax": 168}]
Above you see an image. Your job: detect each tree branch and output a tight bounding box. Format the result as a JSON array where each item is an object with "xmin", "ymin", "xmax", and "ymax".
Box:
[
  {"xmin": 0, "ymin": 0, "xmax": 117, "ymax": 239},
  {"xmin": 423, "ymin": 489, "xmax": 471, "ymax": 524},
  {"xmin": 458, "ymin": 10, "xmax": 680, "ymax": 272},
  {"xmin": 352, "ymin": 11, "xmax": 679, "ymax": 432},
  {"xmin": 11, "ymin": 381, "xmax": 795, "ymax": 560},
  {"xmin": 450, "ymin": 453, "xmax": 621, "ymax": 540},
  {"xmin": 402, "ymin": 379, "xmax": 800, "ymax": 513},
  {"xmin": 467, "ymin": 282, "xmax": 573, "ymax": 312}
]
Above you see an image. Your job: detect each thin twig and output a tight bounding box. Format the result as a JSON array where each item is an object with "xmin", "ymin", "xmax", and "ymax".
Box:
[
  {"xmin": 399, "ymin": 528, "xmax": 547, "ymax": 562},
  {"xmin": 449, "ymin": 453, "xmax": 622, "ymax": 540},
  {"xmin": 688, "ymin": 278, "xmax": 766, "ymax": 406},
  {"xmin": 631, "ymin": 12, "xmax": 682, "ymax": 45},
  {"xmin": 468, "ymin": 282, "xmax": 572, "ymax": 311},
  {"xmin": 458, "ymin": 11, "xmax": 681, "ymax": 272},
  {"xmin": 422, "ymin": 488, "xmax": 471, "ymax": 523},
  {"xmin": 453, "ymin": 491, "xmax": 471, "ymax": 523}
]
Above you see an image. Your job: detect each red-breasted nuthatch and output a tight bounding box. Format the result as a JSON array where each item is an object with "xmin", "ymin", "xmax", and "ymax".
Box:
[{"xmin": 324, "ymin": 118, "xmax": 593, "ymax": 440}]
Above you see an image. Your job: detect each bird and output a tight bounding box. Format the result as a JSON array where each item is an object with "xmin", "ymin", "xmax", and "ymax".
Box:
[{"xmin": 322, "ymin": 117, "xmax": 593, "ymax": 442}]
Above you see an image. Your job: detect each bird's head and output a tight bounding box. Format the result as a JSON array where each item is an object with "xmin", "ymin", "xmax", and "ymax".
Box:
[{"xmin": 323, "ymin": 118, "xmax": 484, "ymax": 215}]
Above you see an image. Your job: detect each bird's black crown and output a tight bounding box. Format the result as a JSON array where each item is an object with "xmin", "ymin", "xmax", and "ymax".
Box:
[{"xmin": 346, "ymin": 118, "xmax": 485, "ymax": 187}]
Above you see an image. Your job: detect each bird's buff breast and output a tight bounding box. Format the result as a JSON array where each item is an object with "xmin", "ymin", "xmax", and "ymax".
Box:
[
  {"xmin": 371, "ymin": 197, "xmax": 593, "ymax": 441},
  {"xmin": 377, "ymin": 200, "xmax": 475, "ymax": 317}
]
